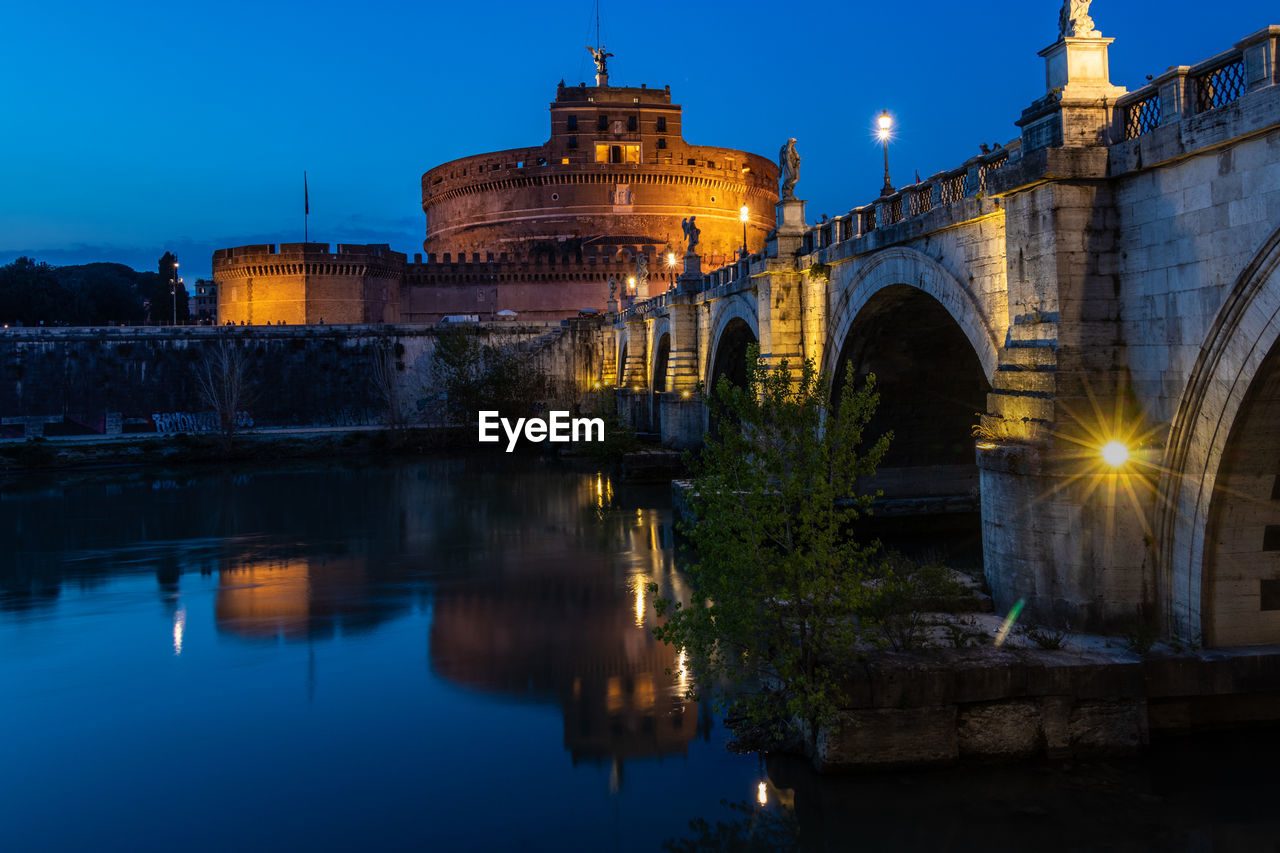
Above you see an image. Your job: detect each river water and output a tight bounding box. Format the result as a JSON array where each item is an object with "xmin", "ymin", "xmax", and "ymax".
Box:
[{"xmin": 3, "ymin": 456, "xmax": 1279, "ymax": 852}]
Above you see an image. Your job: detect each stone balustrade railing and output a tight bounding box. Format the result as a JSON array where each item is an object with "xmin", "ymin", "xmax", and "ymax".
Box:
[
  {"xmin": 615, "ymin": 141, "xmax": 1018, "ymax": 319},
  {"xmin": 1115, "ymin": 26, "xmax": 1278, "ymax": 142},
  {"xmin": 790, "ymin": 144, "xmax": 1016, "ymax": 258}
]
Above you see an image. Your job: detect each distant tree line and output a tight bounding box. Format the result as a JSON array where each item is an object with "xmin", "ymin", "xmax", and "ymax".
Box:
[{"xmin": 0, "ymin": 253, "xmax": 190, "ymax": 326}]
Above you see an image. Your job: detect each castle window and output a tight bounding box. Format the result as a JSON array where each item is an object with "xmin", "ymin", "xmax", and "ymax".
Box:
[
  {"xmin": 627, "ymin": 116, "xmax": 637, "ymax": 131},
  {"xmin": 597, "ymin": 115, "xmax": 608, "ymax": 131},
  {"xmin": 657, "ymin": 138, "xmax": 666, "ymax": 150},
  {"xmin": 657, "ymin": 116, "xmax": 667, "ymax": 132},
  {"xmin": 568, "ymin": 136, "xmax": 578, "ymax": 149},
  {"xmin": 597, "ymin": 143, "xmax": 640, "ymax": 164},
  {"xmin": 567, "ymin": 115, "xmax": 578, "ymax": 131}
]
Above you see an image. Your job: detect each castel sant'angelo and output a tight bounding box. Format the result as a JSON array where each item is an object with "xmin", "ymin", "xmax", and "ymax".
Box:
[{"xmin": 214, "ymin": 50, "xmax": 779, "ymax": 324}]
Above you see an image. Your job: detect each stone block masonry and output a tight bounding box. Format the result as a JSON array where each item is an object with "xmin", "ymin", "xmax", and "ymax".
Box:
[{"xmin": 813, "ymin": 645, "xmax": 1280, "ymax": 771}]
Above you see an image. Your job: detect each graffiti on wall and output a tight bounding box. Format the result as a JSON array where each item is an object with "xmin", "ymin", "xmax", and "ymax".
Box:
[{"xmin": 151, "ymin": 411, "xmax": 255, "ymax": 433}]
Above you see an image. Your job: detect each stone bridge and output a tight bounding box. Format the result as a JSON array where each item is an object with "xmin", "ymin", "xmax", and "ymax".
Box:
[{"xmin": 607, "ymin": 23, "xmax": 1280, "ymax": 647}]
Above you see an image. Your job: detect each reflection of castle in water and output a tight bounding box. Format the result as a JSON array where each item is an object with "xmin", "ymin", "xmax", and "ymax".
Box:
[
  {"xmin": 429, "ymin": 483, "xmax": 702, "ymax": 771},
  {"xmin": 214, "ymin": 554, "xmax": 405, "ymax": 641},
  {"xmin": 3, "ymin": 460, "xmax": 701, "ymax": 772}
]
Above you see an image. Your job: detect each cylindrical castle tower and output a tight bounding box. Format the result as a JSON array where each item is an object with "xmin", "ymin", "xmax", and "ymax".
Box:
[{"xmin": 421, "ymin": 79, "xmax": 779, "ymax": 270}]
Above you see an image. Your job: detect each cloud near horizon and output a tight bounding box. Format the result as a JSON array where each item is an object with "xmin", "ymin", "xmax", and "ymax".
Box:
[{"xmin": 0, "ymin": 218, "xmax": 424, "ymax": 281}]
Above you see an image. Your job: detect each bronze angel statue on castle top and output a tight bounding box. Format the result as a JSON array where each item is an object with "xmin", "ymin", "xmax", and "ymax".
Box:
[{"xmin": 586, "ymin": 46, "xmax": 613, "ymax": 76}]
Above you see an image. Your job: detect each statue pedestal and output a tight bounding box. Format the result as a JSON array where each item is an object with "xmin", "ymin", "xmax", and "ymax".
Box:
[
  {"xmin": 776, "ymin": 198, "xmax": 807, "ymax": 235},
  {"xmin": 775, "ymin": 198, "xmax": 807, "ymax": 256},
  {"xmin": 1040, "ymin": 36, "xmax": 1124, "ymax": 99},
  {"xmin": 678, "ymin": 253, "xmax": 703, "ymax": 294},
  {"xmin": 607, "ymin": 297, "xmax": 618, "ymax": 314},
  {"xmin": 1019, "ymin": 34, "xmax": 1126, "ymax": 151}
]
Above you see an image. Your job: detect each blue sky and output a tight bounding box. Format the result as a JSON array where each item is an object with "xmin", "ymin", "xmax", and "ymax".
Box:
[{"xmin": 1, "ymin": 0, "xmax": 1274, "ymax": 281}]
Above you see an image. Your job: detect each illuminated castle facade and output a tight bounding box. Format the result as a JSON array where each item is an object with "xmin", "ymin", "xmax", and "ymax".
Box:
[{"xmin": 215, "ymin": 63, "xmax": 779, "ymax": 325}]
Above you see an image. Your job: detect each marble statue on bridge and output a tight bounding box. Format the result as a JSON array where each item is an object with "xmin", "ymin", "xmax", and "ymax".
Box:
[
  {"xmin": 1059, "ymin": 0, "xmax": 1098, "ymax": 39},
  {"xmin": 780, "ymin": 138, "xmax": 801, "ymax": 200},
  {"xmin": 681, "ymin": 216, "xmax": 701, "ymax": 255}
]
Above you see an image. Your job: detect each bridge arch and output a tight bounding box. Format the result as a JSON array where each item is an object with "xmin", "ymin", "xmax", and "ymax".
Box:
[
  {"xmin": 824, "ymin": 246, "xmax": 1000, "ymax": 383},
  {"xmin": 649, "ymin": 317, "xmax": 672, "ymax": 393},
  {"xmin": 705, "ymin": 295, "xmax": 759, "ymax": 391},
  {"xmin": 1159, "ymin": 225, "xmax": 1280, "ymax": 644},
  {"xmin": 825, "ymin": 249, "xmax": 995, "ymax": 568}
]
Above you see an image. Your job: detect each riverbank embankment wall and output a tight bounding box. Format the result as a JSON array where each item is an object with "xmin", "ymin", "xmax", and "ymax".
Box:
[{"xmin": 0, "ymin": 322, "xmax": 604, "ymax": 432}]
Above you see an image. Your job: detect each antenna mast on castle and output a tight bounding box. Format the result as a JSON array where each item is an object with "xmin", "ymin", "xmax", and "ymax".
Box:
[{"xmin": 586, "ymin": 0, "xmax": 612, "ymax": 87}]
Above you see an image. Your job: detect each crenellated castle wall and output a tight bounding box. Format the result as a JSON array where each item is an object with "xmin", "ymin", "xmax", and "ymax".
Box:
[{"xmin": 214, "ymin": 243, "xmax": 405, "ymax": 326}]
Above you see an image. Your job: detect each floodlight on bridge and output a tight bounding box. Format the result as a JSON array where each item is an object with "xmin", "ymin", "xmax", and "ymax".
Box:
[{"xmin": 1101, "ymin": 441, "xmax": 1130, "ymax": 467}]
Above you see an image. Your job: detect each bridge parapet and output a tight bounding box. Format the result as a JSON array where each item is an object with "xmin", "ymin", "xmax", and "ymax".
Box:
[{"xmin": 1114, "ymin": 27, "xmax": 1279, "ymax": 144}]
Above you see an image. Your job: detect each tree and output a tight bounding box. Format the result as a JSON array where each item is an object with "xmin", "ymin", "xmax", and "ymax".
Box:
[
  {"xmin": 0, "ymin": 257, "xmax": 69, "ymax": 324},
  {"xmin": 53, "ymin": 263, "xmax": 144, "ymax": 324},
  {"xmin": 429, "ymin": 326, "xmax": 485, "ymax": 426},
  {"xmin": 652, "ymin": 346, "xmax": 891, "ymax": 751},
  {"xmin": 148, "ymin": 252, "xmax": 189, "ymax": 324},
  {"xmin": 193, "ymin": 337, "xmax": 255, "ymax": 444},
  {"xmin": 428, "ymin": 327, "xmax": 554, "ymax": 427}
]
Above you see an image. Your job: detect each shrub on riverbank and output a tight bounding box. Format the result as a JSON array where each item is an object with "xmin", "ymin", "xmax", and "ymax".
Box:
[{"xmin": 652, "ymin": 346, "xmax": 893, "ymax": 752}]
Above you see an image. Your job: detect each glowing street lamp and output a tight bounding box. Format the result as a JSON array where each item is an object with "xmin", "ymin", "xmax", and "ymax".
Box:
[
  {"xmin": 739, "ymin": 205, "xmax": 749, "ymax": 258},
  {"xmin": 1101, "ymin": 441, "xmax": 1130, "ymax": 467},
  {"xmin": 169, "ymin": 260, "xmax": 181, "ymax": 325},
  {"xmin": 876, "ymin": 110, "xmax": 894, "ymax": 196},
  {"xmin": 627, "ymin": 275, "xmax": 636, "ymax": 294}
]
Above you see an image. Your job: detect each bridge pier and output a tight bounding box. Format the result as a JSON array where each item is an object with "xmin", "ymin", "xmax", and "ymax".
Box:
[
  {"xmin": 622, "ymin": 317, "xmax": 648, "ymax": 390},
  {"xmin": 665, "ymin": 303, "xmax": 699, "ymax": 394},
  {"xmin": 979, "ymin": 444, "xmax": 1156, "ymax": 631},
  {"xmin": 658, "ymin": 393, "xmax": 705, "ymax": 449},
  {"xmin": 616, "ymin": 388, "xmax": 652, "ymax": 434}
]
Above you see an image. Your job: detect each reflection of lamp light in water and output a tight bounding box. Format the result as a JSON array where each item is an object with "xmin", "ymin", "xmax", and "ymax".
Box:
[
  {"xmin": 677, "ymin": 648, "xmax": 689, "ymax": 691},
  {"xmin": 757, "ymin": 781, "xmax": 768, "ymax": 806},
  {"xmin": 634, "ymin": 580, "xmax": 646, "ymax": 627},
  {"xmin": 173, "ymin": 605, "xmax": 186, "ymax": 656}
]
